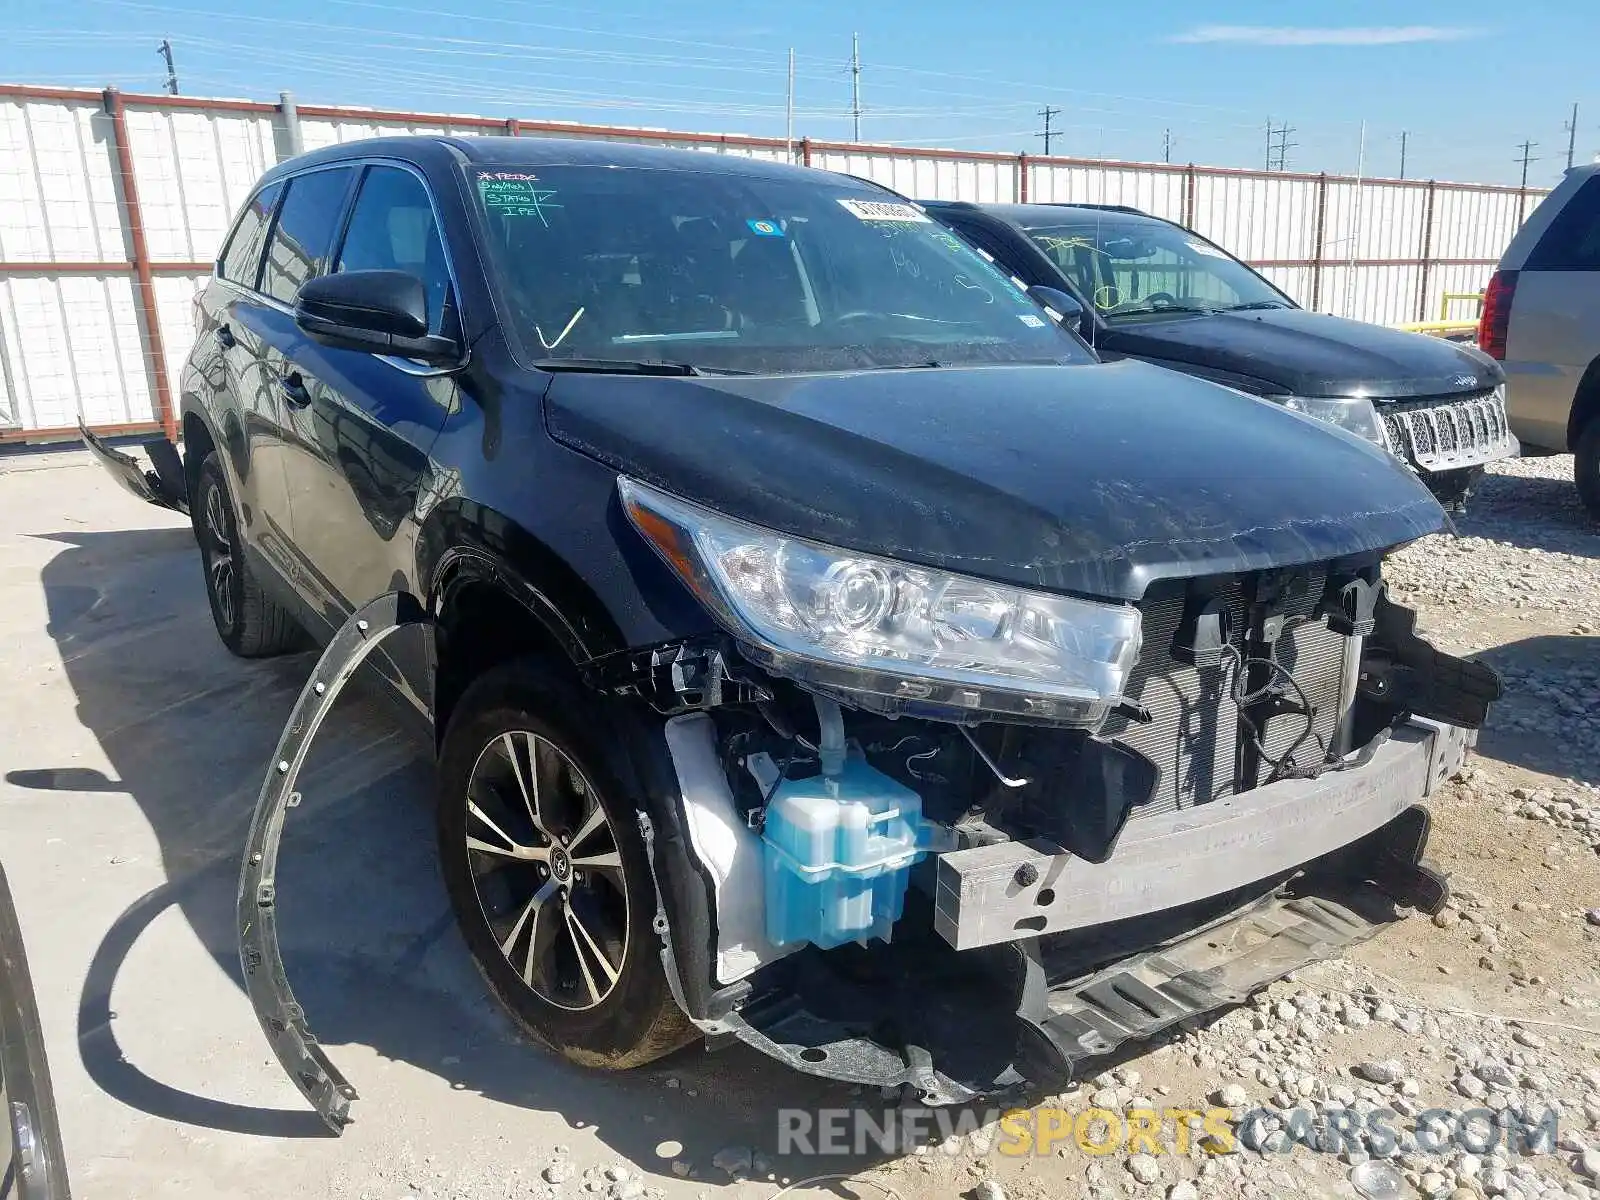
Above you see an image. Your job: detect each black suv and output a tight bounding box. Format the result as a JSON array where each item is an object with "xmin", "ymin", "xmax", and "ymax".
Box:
[
  {"xmin": 83, "ymin": 137, "xmax": 1495, "ymax": 1125},
  {"xmin": 924, "ymin": 201, "xmax": 1518, "ymax": 509}
]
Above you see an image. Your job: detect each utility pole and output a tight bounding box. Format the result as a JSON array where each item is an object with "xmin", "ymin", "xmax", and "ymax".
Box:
[
  {"xmin": 1266, "ymin": 121, "xmax": 1297, "ymax": 171},
  {"xmin": 1163, "ymin": 127, "xmax": 1172, "ymax": 164},
  {"xmin": 1037, "ymin": 105, "xmax": 1061, "ymax": 155},
  {"xmin": 1566, "ymin": 102, "xmax": 1580, "ymax": 170},
  {"xmin": 158, "ymin": 38, "xmax": 178, "ymax": 95},
  {"xmin": 785, "ymin": 47, "xmax": 795, "ymax": 163},
  {"xmin": 850, "ymin": 33, "xmax": 861, "ymax": 142},
  {"xmin": 1398, "ymin": 130, "xmax": 1408, "ymax": 180},
  {"xmin": 1516, "ymin": 139, "xmax": 1541, "ymax": 190}
]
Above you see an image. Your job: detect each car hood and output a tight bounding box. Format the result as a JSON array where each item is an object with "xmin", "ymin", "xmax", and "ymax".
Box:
[
  {"xmin": 546, "ymin": 360, "xmax": 1446, "ymax": 601},
  {"xmin": 1098, "ymin": 307, "xmax": 1503, "ymax": 400}
]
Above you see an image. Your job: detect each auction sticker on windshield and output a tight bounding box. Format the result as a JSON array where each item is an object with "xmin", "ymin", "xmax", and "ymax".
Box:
[{"xmin": 838, "ymin": 198, "xmax": 931, "ymax": 223}]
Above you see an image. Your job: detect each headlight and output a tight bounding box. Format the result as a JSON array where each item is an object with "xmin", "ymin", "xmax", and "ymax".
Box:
[
  {"xmin": 619, "ymin": 477, "xmax": 1142, "ymax": 726},
  {"xmin": 1277, "ymin": 394, "xmax": 1390, "ymax": 451}
]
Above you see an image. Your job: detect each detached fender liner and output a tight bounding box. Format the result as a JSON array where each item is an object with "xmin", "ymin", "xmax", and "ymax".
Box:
[{"xmin": 236, "ymin": 591, "xmax": 429, "ymax": 1133}]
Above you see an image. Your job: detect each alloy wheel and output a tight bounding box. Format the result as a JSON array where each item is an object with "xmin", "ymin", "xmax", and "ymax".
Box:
[
  {"xmin": 202, "ymin": 480, "xmax": 237, "ymax": 632},
  {"xmin": 464, "ymin": 730, "xmax": 629, "ymax": 1012}
]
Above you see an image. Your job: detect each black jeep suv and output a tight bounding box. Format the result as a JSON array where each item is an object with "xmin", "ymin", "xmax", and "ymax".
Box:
[
  {"xmin": 83, "ymin": 137, "xmax": 1495, "ymax": 1126},
  {"xmin": 923, "ymin": 201, "xmax": 1518, "ymax": 510}
]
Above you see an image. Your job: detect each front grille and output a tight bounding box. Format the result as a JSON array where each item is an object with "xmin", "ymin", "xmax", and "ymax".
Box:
[
  {"xmin": 1101, "ymin": 570, "xmax": 1353, "ymax": 819},
  {"xmin": 1381, "ymin": 390, "xmax": 1516, "ymax": 472}
]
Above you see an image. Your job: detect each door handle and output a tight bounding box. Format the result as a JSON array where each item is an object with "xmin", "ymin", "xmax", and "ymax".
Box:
[
  {"xmin": 278, "ymin": 371, "xmax": 311, "ymax": 408},
  {"xmin": 215, "ymin": 323, "xmax": 236, "ymax": 349}
]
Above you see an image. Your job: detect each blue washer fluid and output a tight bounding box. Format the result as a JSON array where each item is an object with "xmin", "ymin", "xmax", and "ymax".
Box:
[{"xmin": 761, "ymin": 756, "xmax": 928, "ymax": 950}]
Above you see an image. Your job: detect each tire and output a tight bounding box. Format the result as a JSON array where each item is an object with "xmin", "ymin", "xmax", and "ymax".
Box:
[
  {"xmin": 194, "ymin": 452, "xmax": 304, "ymax": 657},
  {"xmin": 437, "ymin": 659, "xmax": 694, "ymax": 1069},
  {"xmin": 1575, "ymin": 415, "xmax": 1600, "ymax": 518}
]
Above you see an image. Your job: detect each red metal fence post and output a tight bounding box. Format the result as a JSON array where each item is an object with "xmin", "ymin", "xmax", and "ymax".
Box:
[
  {"xmin": 1183, "ymin": 164, "xmax": 1197, "ymax": 228},
  {"xmin": 1416, "ymin": 180, "xmax": 1437, "ymax": 322},
  {"xmin": 801, "ymin": 137, "xmax": 812, "ymax": 167},
  {"xmin": 503, "ymin": 118, "xmax": 520, "ymax": 136},
  {"xmin": 103, "ymin": 87, "xmax": 178, "ymax": 444},
  {"xmin": 1017, "ymin": 152, "xmax": 1029, "ymax": 203},
  {"xmin": 1310, "ymin": 172, "xmax": 1329, "ymax": 311}
]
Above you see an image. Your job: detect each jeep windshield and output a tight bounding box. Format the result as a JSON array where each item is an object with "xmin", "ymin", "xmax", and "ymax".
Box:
[
  {"xmin": 468, "ymin": 164, "xmax": 1092, "ymax": 374},
  {"xmin": 1020, "ymin": 216, "xmax": 1292, "ymax": 323}
]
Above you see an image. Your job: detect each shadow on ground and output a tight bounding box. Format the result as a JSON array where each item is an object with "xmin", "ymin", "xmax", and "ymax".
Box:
[
  {"xmin": 1472, "ymin": 633, "xmax": 1600, "ymax": 787},
  {"xmin": 1457, "ymin": 468, "xmax": 1597, "ymax": 559},
  {"xmin": 14, "ymin": 525, "xmax": 924, "ymax": 1184}
]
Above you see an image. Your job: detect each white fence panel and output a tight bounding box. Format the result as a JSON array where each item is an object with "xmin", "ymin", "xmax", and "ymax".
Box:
[
  {"xmin": 0, "ymin": 97, "xmax": 124, "ymax": 263},
  {"xmin": 1027, "ymin": 163, "xmax": 1186, "ymax": 221},
  {"xmin": 1192, "ymin": 173, "xmax": 1320, "ymax": 262}
]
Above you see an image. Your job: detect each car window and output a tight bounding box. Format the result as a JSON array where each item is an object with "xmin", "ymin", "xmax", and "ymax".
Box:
[
  {"xmin": 467, "ymin": 164, "xmax": 1090, "ymax": 374},
  {"xmin": 1022, "ymin": 219, "xmax": 1290, "ymax": 321},
  {"xmin": 1524, "ymin": 176, "xmax": 1600, "ymax": 271},
  {"xmin": 261, "ymin": 167, "xmax": 357, "ymax": 305},
  {"xmin": 218, "ymin": 180, "xmax": 283, "ymax": 288},
  {"xmin": 335, "ymin": 165, "xmax": 453, "ymax": 336}
]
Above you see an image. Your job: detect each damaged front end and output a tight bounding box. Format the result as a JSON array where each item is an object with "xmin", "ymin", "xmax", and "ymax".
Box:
[{"xmin": 597, "ymin": 479, "xmax": 1499, "ymax": 1103}]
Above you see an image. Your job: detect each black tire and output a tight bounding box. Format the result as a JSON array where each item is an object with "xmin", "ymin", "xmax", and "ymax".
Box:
[
  {"xmin": 437, "ymin": 659, "xmax": 694, "ymax": 1069},
  {"xmin": 194, "ymin": 452, "xmax": 303, "ymax": 657},
  {"xmin": 1575, "ymin": 415, "xmax": 1600, "ymax": 518}
]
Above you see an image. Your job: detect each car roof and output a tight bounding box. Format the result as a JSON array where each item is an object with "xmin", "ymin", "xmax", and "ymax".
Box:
[
  {"xmin": 922, "ymin": 200, "xmax": 1175, "ymax": 230},
  {"xmin": 261, "ymin": 134, "xmax": 846, "ymax": 186}
]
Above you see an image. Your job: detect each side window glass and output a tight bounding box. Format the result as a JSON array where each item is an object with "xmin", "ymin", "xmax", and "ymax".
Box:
[
  {"xmin": 335, "ymin": 166, "xmax": 453, "ymax": 335},
  {"xmin": 1526, "ymin": 176, "xmax": 1600, "ymax": 271},
  {"xmin": 261, "ymin": 167, "xmax": 356, "ymax": 305},
  {"xmin": 218, "ymin": 180, "xmax": 283, "ymax": 288}
]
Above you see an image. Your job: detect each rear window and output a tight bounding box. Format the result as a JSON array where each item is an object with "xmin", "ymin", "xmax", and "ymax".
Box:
[
  {"xmin": 218, "ymin": 180, "xmax": 283, "ymax": 287},
  {"xmin": 261, "ymin": 167, "xmax": 356, "ymax": 304},
  {"xmin": 1525, "ymin": 175, "xmax": 1600, "ymax": 271}
]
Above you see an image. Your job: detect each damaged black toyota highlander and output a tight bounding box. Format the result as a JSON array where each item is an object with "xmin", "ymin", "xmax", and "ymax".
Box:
[{"xmin": 82, "ymin": 136, "xmax": 1499, "ymax": 1127}]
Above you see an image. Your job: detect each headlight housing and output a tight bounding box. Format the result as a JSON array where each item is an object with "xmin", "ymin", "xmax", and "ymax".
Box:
[
  {"xmin": 1276, "ymin": 394, "xmax": 1391, "ymax": 451},
  {"xmin": 619, "ymin": 478, "xmax": 1142, "ymax": 726}
]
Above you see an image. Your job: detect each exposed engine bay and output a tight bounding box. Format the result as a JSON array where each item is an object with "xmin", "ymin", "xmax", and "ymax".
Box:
[{"xmin": 597, "ymin": 558, "xmax": 1498, "ymax": 1101}]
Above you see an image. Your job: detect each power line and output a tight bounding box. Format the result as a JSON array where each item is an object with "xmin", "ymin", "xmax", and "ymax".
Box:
[
  {"xmin": 1037, "ymin": 105, "xmax": 1061, "ymax": 155},
  {"xmin": 157, "ymin": 37, "xmax": 176, "ymax": 94},
  {"xmin": 1516, "ymin": 139, "xmax": 1541, "ymax": 189}
]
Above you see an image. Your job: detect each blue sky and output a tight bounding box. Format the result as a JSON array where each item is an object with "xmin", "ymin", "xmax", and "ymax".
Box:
[{"xmin": 2, "ymin": 0, "xmax": 1593, "ymax": 186}]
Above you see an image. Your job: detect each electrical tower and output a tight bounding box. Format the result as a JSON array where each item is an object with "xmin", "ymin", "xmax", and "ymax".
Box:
[
  {"xmin": 850, "ymin": 33, "xmax": 861, "ymax": 142},
  {"xmin": 1265, "ymin": 120, "xmax": 1296, "ymax": 171},
  {"xmin": 1516, "ymin": 139, "xmax": 1541, "ymax": 189},
  {"xmin": 1037, "ymin": 106, "xmax": 1061, "ymax": 155},
  {"xmin": 1163, "ymin": 128, "xmax": 1173, "ymax": 164},
  {"xmin": 1398, "ymin": 130, "xmax": 1408, "ymax": 180},
  {"xmin": 158, "ymin": 39, "xmax": 178, "ymax": 95}
]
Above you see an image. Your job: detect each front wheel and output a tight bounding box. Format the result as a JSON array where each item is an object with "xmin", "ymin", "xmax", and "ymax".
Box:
[
  {"xmin": 1575, "ymin": 415, "xmax": 1600, "ymax": 518},
  {"xmin": 436, "ymin": 660, "xmax": 694, "ymax": 1069}
]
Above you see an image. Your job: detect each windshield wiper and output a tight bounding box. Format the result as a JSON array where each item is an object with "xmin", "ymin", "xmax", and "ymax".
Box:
[
  {"xmin": 1221, "ymin": 300, "xmax": 1291, "ymax": 312},
  {"xmin": 531, "ymin": 357, "xmax": 750, "ymax": 377},
  {"xmin": 1111, "ymin": 304, "xmax": 1220, "ymax": 318}
]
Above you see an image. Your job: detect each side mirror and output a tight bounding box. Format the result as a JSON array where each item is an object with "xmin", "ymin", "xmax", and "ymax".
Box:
[
  {"xmin": 295, "ymin": 270, "xmax": 459, "ymax": 365},
  {"xmin": 1027, "ymin": 285, "xmax": 1087, "ymax": 328}
]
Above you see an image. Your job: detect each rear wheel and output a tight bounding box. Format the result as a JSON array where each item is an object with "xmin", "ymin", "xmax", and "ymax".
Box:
[
  {"xmin": 437, "ymin": 660, "xmax": 694, "ymax": 1069},
  {"xmin": 194, "ymin": 453, "xmax": 303, "ymax": 657},
  {"xmin": 1575, "ymin": 415, "xmax": 1600, "ymax": 517}
]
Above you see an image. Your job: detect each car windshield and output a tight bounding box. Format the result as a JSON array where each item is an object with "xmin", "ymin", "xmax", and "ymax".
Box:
[
  {"xmin": 1021, "ymin": 218, "xmax": 1292, "ymax": 322},
  {"xmin": 467, "ymin": 164, "xmax": 1092, "ymax": 373}
]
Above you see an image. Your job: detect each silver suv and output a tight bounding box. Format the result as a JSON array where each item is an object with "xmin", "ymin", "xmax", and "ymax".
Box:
[{"xmin": 1482, "ymin": 163, "xmax": 1600, "ymax": 514}]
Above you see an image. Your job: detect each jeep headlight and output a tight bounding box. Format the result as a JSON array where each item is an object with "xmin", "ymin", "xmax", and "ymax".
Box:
[
  {"xmin": 1277, "ymin": 394, "xmax": 1391, "ymax": 451},
  {"xmin": 619, "ymin": 477, "xmax": 1142, "ymax": 726}
]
